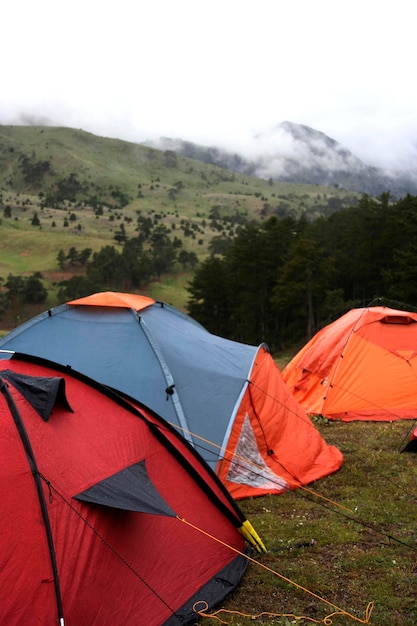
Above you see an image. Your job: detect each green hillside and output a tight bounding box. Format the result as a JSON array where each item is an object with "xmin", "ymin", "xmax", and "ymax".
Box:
[{"xmin": 0, "ymin": 125, "xmax": 360, "ymax": 318}]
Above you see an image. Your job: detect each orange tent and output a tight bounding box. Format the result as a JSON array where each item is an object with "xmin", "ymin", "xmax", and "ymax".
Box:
[{"xmin": 282, "ymin": 306, "xmax": 417, "ymax": 422}]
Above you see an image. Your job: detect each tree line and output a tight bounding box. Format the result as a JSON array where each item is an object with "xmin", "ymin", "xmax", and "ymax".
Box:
[
  {"xmin": 56, "ymin": 223, "xmax": 198, "ymax": 302},
  {"xmin": 3, "ymin": 192, "xmax": 417, "ymax": 350},
  {"xmin": 187, "ymin": 193, "xmax": 417, "ymax": 348}
]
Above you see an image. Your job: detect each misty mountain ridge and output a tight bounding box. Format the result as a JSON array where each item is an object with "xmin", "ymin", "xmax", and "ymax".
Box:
[{"xmin": 144, "ymin": 121, "xmax": 417, "ymax": 198}]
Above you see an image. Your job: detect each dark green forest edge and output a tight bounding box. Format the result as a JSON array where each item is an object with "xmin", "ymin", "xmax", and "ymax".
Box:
[{"xmin": 1, "ymin": 125, "xmax": 416, "ymax": 348}]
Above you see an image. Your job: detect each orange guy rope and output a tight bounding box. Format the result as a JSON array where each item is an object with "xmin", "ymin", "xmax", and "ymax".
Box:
[
  {"xmin": 177, "ymin": 516, "xmax": 374, "ymax": 625},
  {"xmin": 169, "ymin": 421, "xmax": 354, "ymax": 514}
]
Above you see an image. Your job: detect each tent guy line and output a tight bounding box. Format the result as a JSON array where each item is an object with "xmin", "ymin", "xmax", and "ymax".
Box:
[
  {"xmin": 187, "ymin": 521, "xmax": 375, "ymax": 626},
  {"xmin": 296, "ymin": 487, "xmax": 417, "ymax": 554},
  {"xmin": 323, "ymin": 429, "xmax": 417, "ymax": 501},
  {"xmin": 195, "ymin": 601, "xmax": 375, "ymax": 625},
  {"xmin": 39, "ymin": 472, "xmax": 207, "ymax": 620},
  {"xmin": 165, "ymin": 417, "xmax": 355, "ymax": 514},
  {"xmin": 40, "ymin": 466, "xmax": 376, "ymax": 625},
  {"xmin": 163, "ymin": 413, "xmax": 417, "ymax": 554},
  {"xmin": 40, "ymin": 473, "xmax": 176, "ymax": 598}
]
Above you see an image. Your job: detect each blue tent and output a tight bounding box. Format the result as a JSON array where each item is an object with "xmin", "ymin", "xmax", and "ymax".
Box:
[{"xmin": 0, "ymin": 291, "xmax": 343, "ymax": 499}]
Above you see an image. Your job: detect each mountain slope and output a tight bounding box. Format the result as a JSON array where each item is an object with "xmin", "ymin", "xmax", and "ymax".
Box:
[
  {"xmin": 0, "ymin": 124, "xmax": 360, "ymax": 221},
  {"xmin": 0, "ymin": 124, "xmax": 361, "ymax": 293},
  {"xmin": 145, "ymin": 121, "xmax": 417, "ymax": 198}
]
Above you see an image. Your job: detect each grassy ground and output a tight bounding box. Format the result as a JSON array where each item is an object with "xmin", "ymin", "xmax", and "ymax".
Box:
[{"xmin": 205, "ymin": 418, "xmax": 417, "ymax": 625}]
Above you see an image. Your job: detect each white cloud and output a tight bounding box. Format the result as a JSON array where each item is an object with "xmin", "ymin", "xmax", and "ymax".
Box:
[{"xmin": 1, "ymin": 0, "xmax": 416, "ymax": 169}]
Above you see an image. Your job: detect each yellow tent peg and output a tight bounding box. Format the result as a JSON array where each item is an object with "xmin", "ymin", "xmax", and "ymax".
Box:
[{"xmin": 239, "ymin": 520, "xmax": 267, "ymax": 553}]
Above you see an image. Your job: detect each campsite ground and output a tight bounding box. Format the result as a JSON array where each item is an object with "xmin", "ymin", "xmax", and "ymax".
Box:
[{"xmin": 208, "ymin": 418, "xmax": 417, "ymax": 625}]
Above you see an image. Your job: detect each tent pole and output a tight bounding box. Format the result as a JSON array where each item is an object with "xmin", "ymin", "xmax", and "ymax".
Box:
[{"xmin": 0, "ymin": 376, "xmax": 65, "ymax": 625}]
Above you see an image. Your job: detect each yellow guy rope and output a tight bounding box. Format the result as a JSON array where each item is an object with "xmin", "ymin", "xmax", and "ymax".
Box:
[
  {"xmin": 194, "ymin": 603, "xmax": 374, "ymax": 625},
  {"xmin": 177, "ymin": 516, "xmax": 374, "ymax": 625}
]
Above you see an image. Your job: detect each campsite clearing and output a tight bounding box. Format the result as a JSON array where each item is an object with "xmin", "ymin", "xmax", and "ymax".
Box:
[{"xmin": 214, "ymin": 418, "xmax": 417, "ymax": 625}]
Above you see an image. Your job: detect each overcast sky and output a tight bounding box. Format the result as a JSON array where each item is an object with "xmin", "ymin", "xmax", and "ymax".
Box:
[{"xmin": 1, "ymin": 0, "xmax": 416, "ymax": 170}]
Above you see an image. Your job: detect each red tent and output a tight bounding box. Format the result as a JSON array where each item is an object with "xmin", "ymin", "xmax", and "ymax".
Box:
[
  {"xmin": 282, "ymin": 306, "xmax": 417, "ymax": 421},
  {"xmin": 0, "ymin": 352, "xmax": 263, "ymax": 625}
]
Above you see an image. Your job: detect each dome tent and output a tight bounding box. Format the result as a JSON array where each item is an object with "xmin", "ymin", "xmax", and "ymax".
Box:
[
  {"xmin": 0, "ymin": 291, "xmax": 342, "ymax": 500},
  {"xmin": 402, "ymin": 424, "xmax": 417, "ymax": 452},
  {"xmin": 0, "ymin": 351, "xmax": 263, "ymax": 625},
  {"xmin": 282, "ymin": 306, "xmax": 417, "ymax": 422}
]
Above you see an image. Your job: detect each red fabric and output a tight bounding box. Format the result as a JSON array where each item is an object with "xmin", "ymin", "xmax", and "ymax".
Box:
[{"xmin": 0, "ymin": 359, "xmax": 245, "ymax": 625}]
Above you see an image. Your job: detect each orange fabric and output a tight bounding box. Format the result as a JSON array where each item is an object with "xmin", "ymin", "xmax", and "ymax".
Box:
[
  {"xmin": 218, "ymin": 347, "xmax": 343, "ymax": 500},
  {"xmin": 282, "ymin": 306, "xmax": 417, "ymax": 421},
  {"xmin": 68, "ymin": 291, "xmax": 155, "ymax": 311}
]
